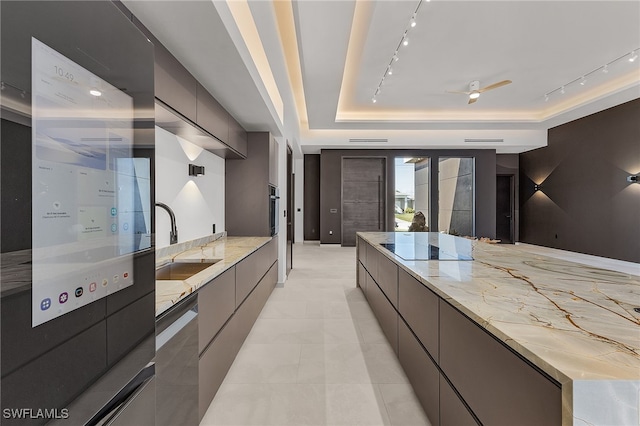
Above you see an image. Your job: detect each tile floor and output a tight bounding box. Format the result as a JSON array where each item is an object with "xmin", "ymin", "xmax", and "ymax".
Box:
[{"xmin": 200, "ymin": 243, "xmax": 431, "ymax": 426}]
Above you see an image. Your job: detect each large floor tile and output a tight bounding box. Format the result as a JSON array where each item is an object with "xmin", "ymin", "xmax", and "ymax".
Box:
[
  {"xmin": 325, "ymin": 384, "xmax": 391, "ymax": 426},
  {"xmin": 296, "ymin": 343, "xmax": 371, "ymax": 384},
  {"xmin": 224, "ymin": 343, "xmax": 301, "ymax": 384},
  {"xmin": 354, "ymin": 316, "xmax": 390, "ymax": 345},
  {"xmin": 378, "ymin": 384, "xmax": 432, "ymax": 426},
  {"xmin": 203, "ymin": 243, "xmax": 429, "ymax": 426},
  {"xmin": 360, "ymin": 344, "xmax": 409, "ymax": 384},
  {"xmin": 245, "ymin": 318, "xmax": 359, "ymax": 344},
  {"xmin": 201, "ymin": 383, "xmax": 328, "ymax": 426}
]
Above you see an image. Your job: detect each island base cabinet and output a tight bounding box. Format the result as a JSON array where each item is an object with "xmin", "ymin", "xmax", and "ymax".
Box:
[
  {"xmin": 365, "ymin": 271, "xmax": 398, "ymax": 354},
  {"xmin": 398, "ymin": 319, "xmax": 439, "ymax": 426},
  {"xmin": 439, "ymin": 375, "xmax": 479, "ymax": 426},
  {"xmin": 357, "ymin": 262, "xmax": 366, "ymax": 291},
  {"xmin": 439, "ymin": 300, "xmax": 562, "ymax": 426}
]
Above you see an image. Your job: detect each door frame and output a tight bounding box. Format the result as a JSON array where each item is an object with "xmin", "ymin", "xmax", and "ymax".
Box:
[
  {"xmin": 340, "ymin": 156, "xmax": 387, "ymax": 246},
  {"xmin": 286, "ymin": 145, "xmax": 294, "ymax": 275}
]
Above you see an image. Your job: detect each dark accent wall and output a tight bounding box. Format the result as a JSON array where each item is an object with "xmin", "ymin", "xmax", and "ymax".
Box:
[
  {"xmin": 303, "ymin": 154, "xmax": 321, "ymax": 240},
  {"xmin": 320, "ymin": 149, "xmax": 496, "ymax": 244},
  {"xmin": 519, "ymin": 99, "xmax": 640, "ymax": 263}
]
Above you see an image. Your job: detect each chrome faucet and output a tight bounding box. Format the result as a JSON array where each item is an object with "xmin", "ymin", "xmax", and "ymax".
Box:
[{"xmin": 155, "ymin": 202, "xmax": 178, "ymax": 245}]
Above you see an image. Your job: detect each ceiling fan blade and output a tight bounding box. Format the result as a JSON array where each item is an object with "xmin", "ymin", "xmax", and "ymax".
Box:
[
  {"xmin": 468, "ymin": 97, "xmax": 478, "ymax": 105},
  {"xmin": 478, "ymin": 80, "xmax": 512, "ymax": 93},
  {"xmin": 446, "ymin": 90, "xmax": 472, "ymax": 95}
]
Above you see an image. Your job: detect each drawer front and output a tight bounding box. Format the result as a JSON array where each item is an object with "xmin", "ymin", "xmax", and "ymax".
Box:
[
  {"xmin": 398, "ymin": 319, "xmax": 439, "ymax": 426},
  {"xmin": 398, "ymin": 268, "xmax": 439, "ymax": 361},
  {"xmin": 364, "ymin": 242, "xmax": 378, "ymax": 280},
  {"xmin": 198, "ymin": 315, "xmax": 239, "ymax": 421},
  {"xmin": 376, "ymin": 253, "xmax": 398, "ymax": 308},
  {"xmin": 236, "ymin": 261, "xmax": 277, "ymax": 344},
  {"xmin": 358, "ymin": 261, "xmax": 366, "ymax": 290},
  {"xmin": 154, "ymin": 44, "xmax": 197, "ymax": 122},
  {"xmin": 235, "ymin": 251, "xmax": 260, "ymax": 308},
  {"xmin": 365, "ymin": 272, "xmax": 398, "ymax": 354},
  {"xmin": 439, "ymin": 300, "xmax": 562, "ymax": 426},
  {"xmin": 196, "ymin": 81, "xmax": 229, "ymax": 143},
  {"xmin": 198, "ymin": 267, "xmax": 236, "ymax": 354},
  {"xmin": 439, "ymin": 375, "xmax": 479, "ymax": 426}
]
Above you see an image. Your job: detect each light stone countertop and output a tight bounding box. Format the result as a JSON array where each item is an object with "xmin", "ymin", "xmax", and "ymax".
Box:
[
  {"xmin": 155, "ymin": 236, "xmax": 272, "ymax": 316},
  {"xmin": 358, "ymin": 232, "xmax": 640, "ymax": 426}
]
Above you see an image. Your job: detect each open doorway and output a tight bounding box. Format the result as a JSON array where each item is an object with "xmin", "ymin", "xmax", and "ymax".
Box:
[
  {"xmin": 394, "ymin": 157, "xmax": 429, "ymax": 232},
  {"xmin": 496, "ymin": 175, "xmax": 514, "ymax": 243}
]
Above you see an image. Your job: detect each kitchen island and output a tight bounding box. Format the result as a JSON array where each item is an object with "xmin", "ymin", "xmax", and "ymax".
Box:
[{"xmin": 357, "ymin": 232, "xmax": 639, "ymax": 426}]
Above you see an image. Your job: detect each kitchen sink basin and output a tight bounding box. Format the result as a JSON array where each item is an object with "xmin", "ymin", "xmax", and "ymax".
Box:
[{"xmin": 156, "ymin": 259, "xmax": 220, "ymax": 280}]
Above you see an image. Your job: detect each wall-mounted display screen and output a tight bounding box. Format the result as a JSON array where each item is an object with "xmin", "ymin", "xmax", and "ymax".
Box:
[{"xmin": 31, "ymin": 38, "xmax": 151, "ymax": 327}]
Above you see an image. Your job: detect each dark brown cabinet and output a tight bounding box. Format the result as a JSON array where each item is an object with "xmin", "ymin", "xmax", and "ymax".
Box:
[
  {"xmin": 398, "ymin": 319, "xmax": 440, "ymax": 425},
  {"xmin": 197, "ymin": 239, "xmax": 278, "ymax": 421},
  {"xmin": 154, "ymin": 43, "xmax": 198, "ymax": 123},
  {"xmin": 228, "ymin": 115, "xmax": 248, "ymax": 157},
  {"xmin": 358, "ymin": 236, "xmax": 562, "ymax": 426},
  {"xmin": 398, "ymin": 268, "xmax": 439, "ymax": 361},
  {"xmin": 198, "ymin": 267, "xmax": 236, "ymax": 354},
  {"xmin": 439, "ymin": 375, "xmax": 478, "ymax": 426},
  {"xmin": 196, "ymin": 81, "xmax": 229, "ymax": 144},
  {"xmin": 439, "ymin": 300, "xmax": 561, "ymax": 426},
  {"xmin": 364, "ymin": 270, "xmax": 398, "ymax": 354},
  {"xmin": 226, "ymin": 132, "xmax": 278, "ymax": 237}
]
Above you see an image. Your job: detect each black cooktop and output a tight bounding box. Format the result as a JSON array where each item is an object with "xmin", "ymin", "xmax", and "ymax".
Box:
[{"xmin": 379, "ymin": 233, "xmax": 473, "ymax": 261}]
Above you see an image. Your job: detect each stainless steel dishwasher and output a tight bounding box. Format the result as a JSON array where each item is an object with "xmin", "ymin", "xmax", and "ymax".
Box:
[{"xmin": 155, "ymin": 295, "xmax": 199, "ymax": 426}]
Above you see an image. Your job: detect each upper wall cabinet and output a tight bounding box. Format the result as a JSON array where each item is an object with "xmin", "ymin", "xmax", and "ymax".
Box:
[
  {"xmin": 130, "ymin": 13, "xmax": 246, "ymax": 159},
  {"xmin": 228, "ymin": 115, "xmax": 248, "ymax": 158},
  {"xmin": 196, "ymin": 82, "xmax": 229, "ymax": 144},
  {"xmin": 154, "ymin": 44, "xmax": 197, "ymax": 123}
]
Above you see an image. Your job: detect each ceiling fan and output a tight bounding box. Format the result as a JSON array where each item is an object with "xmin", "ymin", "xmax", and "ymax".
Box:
[{"xmin": 447, "ymin": 80, "xmax": 512, "ymax": 104}]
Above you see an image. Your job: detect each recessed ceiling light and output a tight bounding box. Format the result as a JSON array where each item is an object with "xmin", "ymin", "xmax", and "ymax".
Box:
[{"xmin": 90, "ymin": 89, "xmax": 102, "ymax": 97}]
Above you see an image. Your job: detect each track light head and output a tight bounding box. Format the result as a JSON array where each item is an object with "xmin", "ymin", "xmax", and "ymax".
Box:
[{"xmin": 629, "ymin": 51, "xmax": 638, "ymax": 62}]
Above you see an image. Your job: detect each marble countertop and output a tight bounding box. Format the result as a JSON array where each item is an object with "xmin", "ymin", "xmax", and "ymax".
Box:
[
  {"xmin": 155, "ymin": 236, "xmax": 272, "ymax": 316},
  {"xmin": 358, "ymin": 232, "xmax": 640, "ymax": 425}
]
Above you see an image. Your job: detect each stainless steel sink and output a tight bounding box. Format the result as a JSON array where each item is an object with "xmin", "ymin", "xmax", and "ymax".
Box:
[{"xmin": 156, "ymin": 259, "xmax": 220, "ymax": 280}]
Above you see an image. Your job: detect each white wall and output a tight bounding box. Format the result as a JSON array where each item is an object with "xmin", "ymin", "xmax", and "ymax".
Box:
[{"xmin": 155, "ymin": 126, "xmax": 225, "ymax": 249}]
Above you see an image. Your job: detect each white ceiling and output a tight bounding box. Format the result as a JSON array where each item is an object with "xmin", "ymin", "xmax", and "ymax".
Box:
[{"xmin": 122, "ymin": 0, "xmax": 640, "ymax": 154}]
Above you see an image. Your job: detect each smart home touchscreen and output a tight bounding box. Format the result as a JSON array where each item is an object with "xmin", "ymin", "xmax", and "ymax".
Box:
[{"xmin": 31, "ymin": 38, "xmax": 151, "ymax": 327}]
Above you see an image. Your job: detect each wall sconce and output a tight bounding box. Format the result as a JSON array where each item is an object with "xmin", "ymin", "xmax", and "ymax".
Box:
[
  {"xmin": 188, "ymin": 164, "xmax": 205, "ymax": 176},
  {"xmin": 627, "ymin": 175, "xmax": 639, "ymax": 183},
  {"xmin": 534, "ymin": 184, "xmax": 541, "ymax": 191}
]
